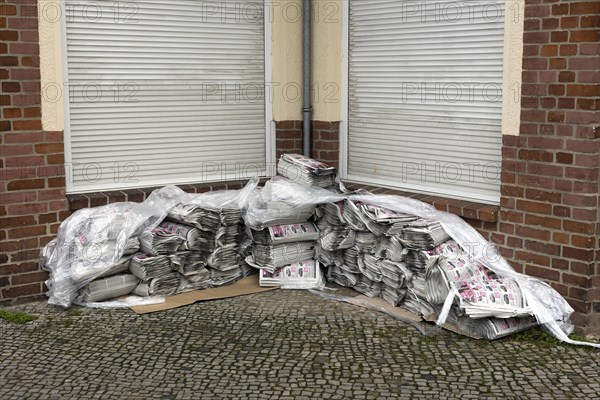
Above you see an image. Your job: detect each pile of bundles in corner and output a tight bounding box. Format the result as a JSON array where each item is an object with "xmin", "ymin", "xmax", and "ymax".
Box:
[
  {"xmin": 315, "ymin": 200, "xmax": 537, "ymax": 340},
  {"xmin": 243, "ymin": 155, "xmax": 326, "ymax": 288},
  {"xmin": 270, "ymin": 154, "xmax": 540, "ymax": 340},
  {"xmin": 42, "ymin": 153, "xmax": 582, "ymax": 344}
]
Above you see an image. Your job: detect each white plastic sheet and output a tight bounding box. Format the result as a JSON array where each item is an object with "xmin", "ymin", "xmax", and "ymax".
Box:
[
  {"xmin": 41, "ymin": 186, "xmax": 187, "ymax": 308},
  {"xmin": 40, "ymin": 175, "xmax": 599, "ymax": 348},
  {"xmin": 41, "ymin": 180, "xmax": 259, "ymax": 308},
  {"xmin": 265, "ymin": 177, "xmax": 599, "ymax": 349}
]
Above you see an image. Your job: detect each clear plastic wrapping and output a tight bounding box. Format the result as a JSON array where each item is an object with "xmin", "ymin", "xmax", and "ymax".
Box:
[
  {"xmin": 77, "ymin": 274, "xmax": 140, "ymax": 303},
  {"xmin": 39, "ymin": 173, "xmax": 599, "ymax": 347},
  {"xmin": 41, "ymin": 186, "xmax": 187, "ymax": 308},
  {"xmin": 244, "ymin": 181, "xmax": 316, "ymax": 230},
  {"xmin": 264, "ymin": 177, "xmax": 598, "ymax": 348},
  {"xmin": 41, "ymin": 181, "xmax": 259, "ymax": 308}
]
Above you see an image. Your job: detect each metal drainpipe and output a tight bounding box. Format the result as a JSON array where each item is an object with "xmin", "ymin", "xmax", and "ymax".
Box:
[{"xmin": 302, "ymin": 0, "xmax": 312, "ymax": 157}]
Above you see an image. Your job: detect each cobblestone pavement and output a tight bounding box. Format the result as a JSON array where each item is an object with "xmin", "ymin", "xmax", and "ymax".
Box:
[{"xmin": 1, "ymin": 290, "xmax": 599, "ymax": 400}]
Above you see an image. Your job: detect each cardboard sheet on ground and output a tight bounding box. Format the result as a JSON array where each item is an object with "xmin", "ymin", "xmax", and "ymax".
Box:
[
  {"xmin": 356, "ymin": 297, "xmax": 482, "ymax": 339},
  {"xmin": 130, "ymin": 275, "xmax": 277, "ymax": 314},
  {"xmin": 353, "ymin": 296, "xmax": 483, "ymax": 339},
  {"xmin": 312, "ymin": 286, "xmax": 483, "ymax": 339},
  {"xmin": 349, "ymin": 295, "xmax": 423, "ymax": 324}
]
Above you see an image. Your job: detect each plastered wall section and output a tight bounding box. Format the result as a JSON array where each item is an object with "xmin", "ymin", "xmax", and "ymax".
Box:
[
  {"xmin": 271, "ymin": 0, "xmax": 343, "ymax": 122},
  {"xmin": 502, "ymin": 0, "xmax": 525, "ymax": 136},
  {"xmin": 38, "ymin": 0, "xmax": 64, "ymax": 132},
  {"xmin": 39, "ymin": 0, "xmax": 518, "ymax": 131}
]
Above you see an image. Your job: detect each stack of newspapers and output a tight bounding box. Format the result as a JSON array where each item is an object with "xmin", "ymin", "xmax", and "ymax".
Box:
[
  {"xmin": 155, "ymin": 220, "xmax": 209, "ymax": 251},
  {"xmin": 402, "ymin": 273, "xmax": 437, "ymax": 317},
  {"xmin": 446, "ymin": 309, "xmax": 538, "ymax": 340},
  {"xmin": 246, "ymin": 207, "xmax": 324, "ymax": 288},
  {"xmin": 129, "ymin": 253, "xmax": 172, "ymax": 280},
  {"xmin": 315, "ymin": 199, "xmax": 535, "ymax": 339},
  {"xmin": 401, "ymin": 219, "xmax": 451, "ymax": 249},
  {"xmin": 167, "ymin": 201, "xmax": 244, "ymax": 271},
  {"xmin": 170, "ymin": 252, "xmax": 207, "ymax": 276},
  {"xmin": 167, "ymin": 203, "xmax": 205, "ymax": 227},
  {"xmin": 247, "ymin": 222, "xmax": 319, "ymax": 273},
  {"xmin": 74, "ymin": 238, "xmax": 141, "ymax": 303},
  {"xmin": 405, "ymin": 240, "xmax": 461, "ymax": 270},
  {"xmin": 210, "ymin": 263, "xmax": 255, "ymax": 287},
  {"xmin": 400, "ymin": 240, "xmax": 461, "ymax": 317},
  {"xmin": 359, "ymin": 203, "xmax": 416, "ymax": 236},
  {"xmin": 77, "ymin": 274, "xmax": 140, "ymax": 303},
  {"xmin": 168, "ymin": 198, "xmax": 249, "ymax": 288},
  {"xmin": 128, "ymin": 200, "xmax": 250, "ymax": 297},
  {"xmin": 318, "ymin": 200, "xmax": 414, "ymax": 304},
  {"xmin": 426, "ymin": 255, "xmax": 533, "ymax": 319},
  {"xmin": 258, "ymin": 259, "xmax": 321, "ymax": 288},
  {"xmin": 277, "ymin": 153, "xmax": 337, "ymax": 188},
  {"xmin": 129, "ymin": 252, "xmax": 182, "ymax": 296},
  {"xmin": 140, "ymin": 226, "xmax": 186, "ymax": 255},
  {"xmin": 133, "ymin": 217, "xmax": 217, "ymax": 296}
]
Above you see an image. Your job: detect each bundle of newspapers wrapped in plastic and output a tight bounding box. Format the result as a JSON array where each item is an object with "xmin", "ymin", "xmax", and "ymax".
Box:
[
  {"xmin": 277, "ymin": 153, "xmax": 337, "ymax": 188},
  {"xmin": 314, "ymin": 199, "xmax": 541, "ymax": 340},
  {"xmin": 244, "ymin": 181, "xmax": 325, "ymax": 289},
  {"xmin": 41, "ymin": 183, "xmax": 258, "ymax": 307},
  {"xmin": 41, "ymin": 154, "xmax": 596, "ymax": 347}
]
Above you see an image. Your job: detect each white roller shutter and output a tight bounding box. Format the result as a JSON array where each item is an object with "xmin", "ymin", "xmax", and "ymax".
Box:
[
  {"xmin": 63, "ymin": 0, "xmax": 270, "ymax": 192},
  {"xmin": 347, "ymin": 0, "xmax": 504, "ymax": 203}
]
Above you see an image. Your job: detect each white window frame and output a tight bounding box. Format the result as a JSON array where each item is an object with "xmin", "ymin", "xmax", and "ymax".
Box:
[{"xmin": 340, "ymin": 0, "xmax": 516, "ymax": 205}]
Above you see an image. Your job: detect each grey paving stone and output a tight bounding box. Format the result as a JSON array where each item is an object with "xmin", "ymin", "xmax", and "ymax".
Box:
[{"xmin": 0, "ymin": 290, "xmax": 598, "ymax": 399}]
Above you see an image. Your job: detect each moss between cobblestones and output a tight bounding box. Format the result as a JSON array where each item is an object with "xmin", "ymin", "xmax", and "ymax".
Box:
[
  {"xmin": 67, "ymin": 308, "xmax": 83, "ymax": 317},
  {"xmin": 2, "ymin": 293, "xmax": 599, "ymax": 399},
  {"xmin": 0, "ymin": 309, "xmax": 38, "ymax": 324},
  {"xmin": 507, "ymin": 327, "xmax": 596, "ymax": 350}
]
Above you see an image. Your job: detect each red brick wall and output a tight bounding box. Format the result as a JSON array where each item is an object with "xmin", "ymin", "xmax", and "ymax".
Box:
[
  {"xmin": 311, "ymin": 121, "xmax": 340, "ymax": 170},
  {"xmin": 1, "ymin": 0, "xmax": 69, "ymax": 305},
  {"xmin": 275, "ymin": 120, "xmax": 340, "ymax": 169},
  {"xmin": 275, "ymin": 121, "xmax": 303, "ymax": 158},
  {"xmin": 461, "ymin": 0, "xmax": 600, "ymax": 333},
  {"xmin": 492, "ymin": 0, "xmax": 600, "ymax": 333}
]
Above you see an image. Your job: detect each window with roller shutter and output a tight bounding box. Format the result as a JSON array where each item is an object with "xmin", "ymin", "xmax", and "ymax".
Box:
[
  {"xmin": 62, "ymin": 0, "xmax": 272, "ymax": 193},
  {"xmin": 343, "ymin": 0, "xmax": 505, "ymax": 204}
]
